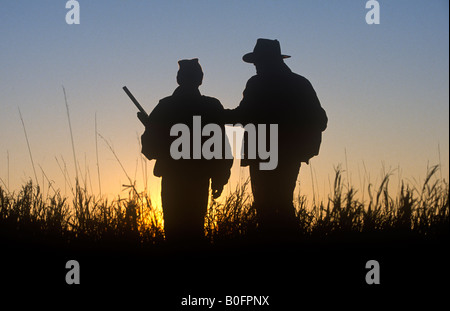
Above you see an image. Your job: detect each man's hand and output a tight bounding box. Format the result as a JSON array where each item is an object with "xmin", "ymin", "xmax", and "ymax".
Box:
[
  {"xmin": 211, "ymin": 182, "xmax": 224, "ymax": 199},
  {"xmin": 137, "ymin": 112, "xmax": 148, "ymax": 125},
  {"xmin": 211, "ymin": 169, "xmax": 231, "ymax": 199}
]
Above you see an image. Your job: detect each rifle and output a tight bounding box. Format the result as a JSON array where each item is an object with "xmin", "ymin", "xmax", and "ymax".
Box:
[{"xmin": 122, "ymin": 86, "xmax": 148, "ymax": 124}]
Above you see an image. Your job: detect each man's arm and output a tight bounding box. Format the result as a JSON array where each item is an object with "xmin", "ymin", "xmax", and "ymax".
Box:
[
  {"xmin": 140, "ymin": 99, "xmax": 166, "ymax": 160},
  {"xmin": 222, "ymin": 76, "xmax": 257, "ymax": 125},
  {"xmin": 306, "ymin": 83, "xmax": 327, "ymax": 132}
]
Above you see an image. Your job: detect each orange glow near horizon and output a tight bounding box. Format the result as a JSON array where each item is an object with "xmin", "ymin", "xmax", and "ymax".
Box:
[{"xmin": 1, "ymin": 1, "xmax": 448, "ymax": 216}]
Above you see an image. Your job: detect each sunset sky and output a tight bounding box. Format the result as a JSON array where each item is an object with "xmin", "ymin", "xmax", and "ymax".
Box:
[{"xmin": 1, "ymin": 1, "xmax": 448, "ymax": 206}]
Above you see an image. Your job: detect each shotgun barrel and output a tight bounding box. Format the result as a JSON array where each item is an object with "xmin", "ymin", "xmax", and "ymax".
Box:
[{"xmin": 122, "ymin": 86, "xmax": 148, "ymax": 117}]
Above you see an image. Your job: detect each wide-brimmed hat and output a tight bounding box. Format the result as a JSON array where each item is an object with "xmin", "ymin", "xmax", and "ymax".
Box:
[{"xmin": 243, "ymin": 39, "xmax": 291, "ymax": 63}]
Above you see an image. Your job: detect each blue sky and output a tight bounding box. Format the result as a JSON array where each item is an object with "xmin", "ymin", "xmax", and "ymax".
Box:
[{"xmin": 1, "ymin": 0, "xmax": 448, "ymax": 202}]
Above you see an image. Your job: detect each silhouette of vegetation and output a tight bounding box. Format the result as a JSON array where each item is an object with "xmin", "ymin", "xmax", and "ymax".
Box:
[
  {"xmin": 1, "ymin": 165, "xmax": 448, "ymax": 249},
  {"xmin": 296, "ymin": 165, "xmax": 449, "ymax": 237},
  {"xmin": 0, "ymin": 181, "xmax": 164, "ymax": 249}
]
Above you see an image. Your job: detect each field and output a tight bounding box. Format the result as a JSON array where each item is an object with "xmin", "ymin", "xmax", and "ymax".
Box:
[
  {"xmin": 1, "ymin": 165, "xmax": 448, "ymax": 245},
  {"xmin": 3, "ymin": 89, "xmax": 445, "ymax": 249},
  {"xmin": 1, "ymin": 165, "xmax": 448, "ymax": 296}
]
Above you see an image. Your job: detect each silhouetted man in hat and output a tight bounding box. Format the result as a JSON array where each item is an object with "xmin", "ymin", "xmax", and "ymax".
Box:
[
  {"xmin": 139, "ymin": 59, "xmax": 233, "ymax": 245},
  {"xmin": 226, "ymin": 39, "xmax": 327, "ymax": 239}
]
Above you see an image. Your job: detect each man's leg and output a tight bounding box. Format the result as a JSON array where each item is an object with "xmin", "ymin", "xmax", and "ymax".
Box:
[
  {"xmin": 161, "ymin": 176, "xmax": 180, "ymax": 242},
  {"xmin": 161, "ymin": 175, "xmax": 209, "ymax": 244},
  {"xmin": 275, "ymin": 161, "xmax": 301, "ymax": 234},
  {"xmin": 250, "ymin": 161, "xmax": 301, "ymax": 237},
  {"xmin": 180, "ymin": 177, "xmax": 210, "ymax": 242}
]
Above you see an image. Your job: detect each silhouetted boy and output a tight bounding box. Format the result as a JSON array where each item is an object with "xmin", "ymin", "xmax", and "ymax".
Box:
[
  {"xmin": 139, "ymin": 59, "xmax": 233, "ymax": 244},
  {"xmin": 226, "ymin": 39, "xmax": 328, "ymax": 239}
]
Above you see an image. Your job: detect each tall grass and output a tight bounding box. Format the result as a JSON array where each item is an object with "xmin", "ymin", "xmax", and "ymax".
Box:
[
  {"xmin": 4, "ymin": 87, "xmax": 444, "ymax": 248},
  {"xmin": 0, "ymin": 181, "xmax": 164, "ymax": 248},
  {"xmin": 297, "ymin": 165, "xmax": 449, "ymax": 237},
  {"xmin": 205, "ymin": 178, "xmax": 257, "ymax": 242},
  {"xmin": 1, "ymin": 165, "xmax": 448, "ymax": 248}
]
